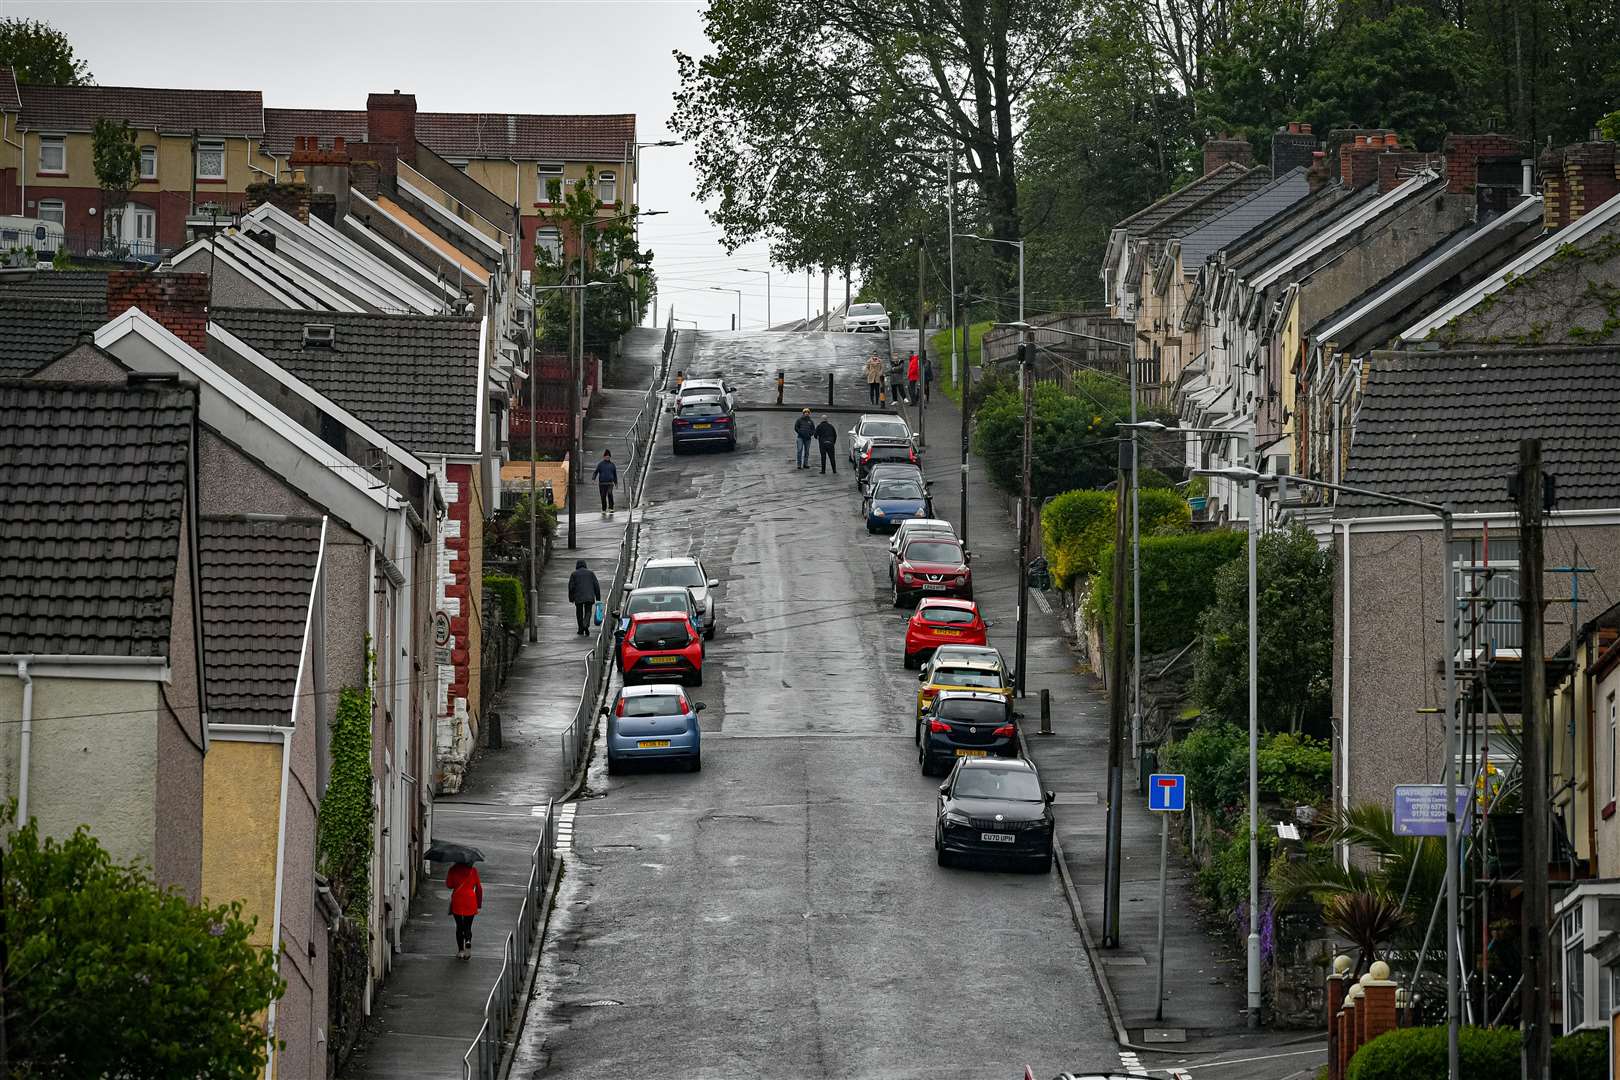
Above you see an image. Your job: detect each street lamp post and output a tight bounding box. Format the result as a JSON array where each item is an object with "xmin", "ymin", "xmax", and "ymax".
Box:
[
  {"xmin": 954, "ymin": 232, "xmax": 1023, "ymax": 329},
  {"xmin": 632, "ymin": 140, "xmax": 680, "ymax": 326},
  {"xmin": 710, "ymin": 286, "xmax": 742, "ymax": 330},
  {"xmin": 736, "ymin": 268, "xmax": 771, "ymax": 329}
]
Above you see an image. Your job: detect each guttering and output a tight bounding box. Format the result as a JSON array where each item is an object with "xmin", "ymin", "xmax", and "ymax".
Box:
[
  {"xmin": 245, "ymin": 136, "xmax": 275, "ymax": 182},
  {"xmin": 1329, "ymin": 506, "xmax": 1620, "ymax": 532},
  {"xmin": 0, "ymin": 654, "xmax": 171, "ymax": 681},
  {"xmin": 16, "ymin": 661, "xmax": 32, "ymax": 823},
  {"xmin": 474, "ymin": 315, "xmax": 489, "ymax": 455},
  {"xmin": 187, "ymin": 399, "xmax": 211, "ymax": 752}
]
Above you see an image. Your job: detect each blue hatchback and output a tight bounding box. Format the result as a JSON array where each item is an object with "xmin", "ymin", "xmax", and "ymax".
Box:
[
  {"xmin": 864, "ymin": 475, "xmax": 933, "ymax": 533},
  {"xmin": 604, "ymin": 683, "xmax": 705, "ymax": 773}
]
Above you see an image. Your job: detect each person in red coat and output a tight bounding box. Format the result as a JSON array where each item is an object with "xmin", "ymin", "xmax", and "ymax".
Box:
[
  {"xmin": 907, "ymin": 352, "xmax": 921, "ymax": 404},
  {"xmin": 446, "ymin": 862, "xmax": 483, "ymax": 960}
]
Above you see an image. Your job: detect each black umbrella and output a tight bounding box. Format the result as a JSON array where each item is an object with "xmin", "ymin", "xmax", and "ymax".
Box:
[{"xmin": 425, "ymin": 840, "xmax": 486, "ymax": 865}]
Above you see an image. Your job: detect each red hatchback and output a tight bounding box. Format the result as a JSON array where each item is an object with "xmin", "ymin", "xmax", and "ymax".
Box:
[
  {"xmin": 891, "ymin": 535, "xmax": 972, "ymax": 607},
  {"xmin": 619, "ymin": 611, "xmax": 705, "ymax": 686},
  {"xmin": 904, "ymin": 598, "xmax": 989, "ymax": 669}
]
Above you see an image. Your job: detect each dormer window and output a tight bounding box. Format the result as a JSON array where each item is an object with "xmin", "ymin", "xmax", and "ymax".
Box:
[{"xmin": 303, "ymin": 324, "xmax": 336, "ymax": 348}]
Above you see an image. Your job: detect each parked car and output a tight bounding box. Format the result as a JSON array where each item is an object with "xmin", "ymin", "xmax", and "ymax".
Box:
[
  {"xmin": 903, "ymin": 598, "xmax": 989, "ymax": 668},
  {"xmin": 920, "ymin": 689, "xmax": 1023, "ymax": 775},
  {"xmin": 676, "ymin": 377, "xmax": 736, "ymax": 411},
  {"xmin": 603, "ymin": 683, "xmax": 704, "ymax": 773},
  {"xmin": 891, "ymin": 534, "xmax": 970, "ymax": 606},
  {"xmin": 614, "ymin": 586, "xmax": 703, "ymax": 664},
  {"xmin": 934, "ymin": 756, "xmax": 1053, "ymax": 871},
  {"xmin": 861, "ymin": 460, "xmax": 924, "ymax": 499},
  {"xmin": 863, "ymin": 475, "xmax": 932, "ymax": 533},
  {"xmin": 637, "ymin": 556, "xmax": 719, "ymax": 638},
  {"xmin": 856, "ymin": 437, "xmax": 920, "ymax": 485},
  {"xmin": 843, "ymin": 302, "xmax": 890, "ymax": 333},
  {"xmin": 888, "ymin": 518, "xmax": 955, "ymax": 568},
  {"xmin": 672, "ymin": 394, "xmax": 736, "ymax": 453},
  {"xmin": 915, "ymin": 647, "xmax": 1010, "ymax": 739},
  {"xmin": 847, "ymin": 413, "xmax": 913, "ymax": 464},
  {"xmin": 618, "ymin": 610, "xmax": 705, "ymax": 686}
]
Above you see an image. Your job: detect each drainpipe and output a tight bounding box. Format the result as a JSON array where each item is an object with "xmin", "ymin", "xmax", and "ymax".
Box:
[
  {"xmin": 16, "ymin": 659, "xmax": 32, "ymax": 823},
  {"xmin": 245, "ymin": 137, "xmax": 276, "ymax": 182}
]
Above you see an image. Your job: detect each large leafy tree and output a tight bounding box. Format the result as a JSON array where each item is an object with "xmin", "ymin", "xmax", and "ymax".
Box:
[
  {"xmin": 1192, "ymin": 523, "xmax": 1333, "ymax": 737},
  {"xmin": 92, "ymin": 119, "xmax": 141, "ymax": 251},
  {"xmin": 971, "ymin": 372, "xmax": 1151, "ymax": 498},
  {"xmin": 3, "ymin": 818, "xmax": 284, "ymax": 1077},
  {"xmin": 0, "ymin": 17, "xmax": 91, "ymax": 86},
  {"xmin": 534, "ymin": 169, "xmax": 653, "ymax": 354}
]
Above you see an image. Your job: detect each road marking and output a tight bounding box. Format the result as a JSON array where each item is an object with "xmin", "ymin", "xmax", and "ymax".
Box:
[
  {"xmin": 1118, "ymin": 1049, "xmax": 1149, "ymax": 1077},
  {"xmin": 555, "ymin": 803, "xmax": 578, "ymax": 856}
]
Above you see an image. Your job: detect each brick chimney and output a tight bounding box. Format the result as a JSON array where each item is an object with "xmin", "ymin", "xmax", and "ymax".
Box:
[
  {"xmin": 1539, "ymin": 141, "xmax": 1620, "ymax": 230},
  {"xmin": 1204, "ymin": 135, "xmax": 1254, "ymax": 175},
  {"xmin": 1334, "ymin": 130, "xmax": 1397, "ymax": 190},
  {"xmin": 1376, "ymin": 150, "xmax": 1443, "ymax": 193},
  {"xmin": 108, "ymin": 271, "xmax": 209, "ymax": 353},
  {"xmin": 1272, "ymin": 122, "xmax": 1316, "ymax": 175},
  {"xmin": 243, "ymin": 173, "xmax": 311, "ymax": 224},
  {"xmin": 366, "ymin": 91, "xmax": 417, "ymax": 166},
  {"xmin": 1442, "ymin": 133, "xmax": 1531, "ymax": 194},
  {"xmin": 290, "ymin": 134, "xmax": 352, "ymax": 223}
]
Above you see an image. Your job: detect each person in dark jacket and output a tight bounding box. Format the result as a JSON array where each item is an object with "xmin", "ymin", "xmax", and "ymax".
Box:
[
  {"xmin": 814, "ymin": 416, "xmax": 838, "ymax": 474},
  {"xmin": 793, "ymin": 408, "xmax": 816, "ymax": 469},
  {"xmin": 887, "ymin": 355, "xmax": 906, "ymax": 407},
  {"xmin": 922, "ymin": 355, "xmax": 933, "ymax": 403},
  {"xmin": 568, "ymin": 559, "xmax": 600, "ymax": 635},
  {"xmin": 592, "ymin": 449, "xmax": 619, "ymax": 514}
]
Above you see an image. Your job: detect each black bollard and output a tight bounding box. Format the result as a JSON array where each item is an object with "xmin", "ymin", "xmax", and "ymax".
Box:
[{"xmin": 1039, "ymin": 688, "xmax": 1052, "ymax": 735}]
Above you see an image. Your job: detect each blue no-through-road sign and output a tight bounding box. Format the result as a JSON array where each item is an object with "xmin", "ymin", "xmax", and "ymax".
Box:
[{"xmin": 1147, "ymin": 773, "xmax": 1186, "ymax": 813}]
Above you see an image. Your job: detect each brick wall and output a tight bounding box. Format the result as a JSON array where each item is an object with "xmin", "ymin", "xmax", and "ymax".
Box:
[
  {"xmin": 107, "ymin": 271, "xmax": 209, "ymax": 352},
  {"xmin": 1338, "ymin": 133, "xmax": 1400, "ymax": 189},
  {"xmin": 0, "ymin": 168, "xmax": 17, "ymax": 215},
  {"xmin": 1442, "ymin": 133, "xmax": 1530, "ymax": 194},
  {"xmin": 244, "ymin": 179, "xmax": 310, "ymax": 224},
  {"xmin": 1204, "ymin": 136, "xmax": 1254, "ymax": 175},
  {"xmin": 367, "ymin": 92, "xmax": 417, "ymax": 166},
  {"xmin": 1272, "ymin": 123, "xmax": 1316, "ymax": 175},
  {"xmin": 1538, "ymin": 141, "xmax": 1620, "ymax": 230}
]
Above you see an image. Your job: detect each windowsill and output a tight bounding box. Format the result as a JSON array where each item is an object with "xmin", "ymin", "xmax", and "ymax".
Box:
[
  {"xmin": 1603, "ymin": 800, "xmax": 1615, "ymax": 821},
  {"xmin": 194, "ymin": 177, "xmax": 228, "ymax": 185},
  {"xmin": 137, "ymin": 176, "xmax": 159, "ymax": 184},
  {"xmin": 35, "ymin": 171, "xmax": 67, "ymax": 178}
]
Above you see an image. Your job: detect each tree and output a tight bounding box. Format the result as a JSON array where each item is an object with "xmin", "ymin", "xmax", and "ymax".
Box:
[
  {"xmin": 0, "ymin": 17, "xmax": 91, "ymax": 86},
  {"xmin": 92, "ymin": 119, "xmax": 141, "ymax": 252},
  {"xmin": 1192, "ymin": 523, "xmax": 1333, "ymax": 737},
  {"xmin": 973, "ymin": 377, "xmax": 1124, "ymax": 499},
  {"xmin": 1198, "ymin": 0, "xmax": 1334, "ymax": 152},
  {"xmin": 3, "ymin": 817, "xmax": 283, "ymax": 1077},
  {"xmin": 534, "ymin": 169, "xmax": 653, "ymax": 354}
]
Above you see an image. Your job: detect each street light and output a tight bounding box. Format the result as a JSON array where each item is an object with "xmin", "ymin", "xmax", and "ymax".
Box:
[
  {"xmin": 632, "ymin": 140, "xmax": 681, "ymax": 324},
  {"xmin": 709, "ymin": 286, "xmax": 743, "ymax": 329},
  {"xmin": 735, "ymin": 268, "xmax": 772, "ymax": 329},
  {"xmin": 955, "ymin": 232, "xmax": 1024, "ymax": 325}
]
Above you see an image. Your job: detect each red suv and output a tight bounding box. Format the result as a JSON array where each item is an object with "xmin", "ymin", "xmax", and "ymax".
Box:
[
  {"xmin": 891, "ymin": 535, "xmax": 971, "ymax": 607},
  {"xmin": 903, "ymin": 598, "xmax": 988, "ymax": 669},
  {"xmin": 619, "ymin": 610, "xmax": 705, "ymax": 686}
]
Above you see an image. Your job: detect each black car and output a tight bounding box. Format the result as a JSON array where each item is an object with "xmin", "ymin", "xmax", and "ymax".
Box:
[
  {"xmin": 919, "ymin": 690, "xmax": 1020, "ymax": 774},
  {"xmin": 934, "ymin": 757, "xmax": 1054, "ymax": 871},
  {"xmin": 855, "ymin": 435, "xmax": 919, "ymax": 484}
]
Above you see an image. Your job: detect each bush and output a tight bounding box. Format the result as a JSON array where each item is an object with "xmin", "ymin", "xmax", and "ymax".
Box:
[
  {"xmin": 1160, "ymin": 722, "xmax": 1248, "ymax": 818},
  {"xmin": 1347, "ymin": 1025, "xmax": 1604, "ymax": 1080},
  {"xmin": 1088, "ymin": 529, "xmax": 1245, "ymax": 652},
  {"xmin": 1257, "ymin": 731, "xmax": 1333, "ymax": 808},
  {"xmin": 485, "ymin": 573, "xmax": 527, "ymax": 627},
  {"xmin": 1042, "ymin": 488, "xmax": 1192, "ymax": 590},
  {"xmin": 1555, "ymin": 1029, "xmax": 1609, "ymax": 1075}
]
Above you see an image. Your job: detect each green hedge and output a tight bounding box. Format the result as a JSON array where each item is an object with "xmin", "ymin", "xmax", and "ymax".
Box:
[
  {"xmin": 1042, "ymin": 488, "xmax": 1192, "ymax": 589},
  {"xmin": 485, "ymin": 573, "xmax": 526, "ymax": 627},
  {"xmin": 1088, "ymin": 530, "xmax": 1245, "ymax": 652},
  {"xmin": 1348, "ymin": 1026, "xmax": 1606, "ymax": 1080}
]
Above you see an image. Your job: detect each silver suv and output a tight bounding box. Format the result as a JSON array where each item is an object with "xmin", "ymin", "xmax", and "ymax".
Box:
[{"xmin": 636, "ymin": 556, "xmax": 719, "ymax": 639}]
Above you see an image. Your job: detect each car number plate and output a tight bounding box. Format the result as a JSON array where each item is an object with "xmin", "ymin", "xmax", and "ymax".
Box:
[
  {"xmin": 921, "ymin": 583, "xmax": 947, "ymax": 591},
  {"xmin": 981, "ymin": 832, "xmax": 1015, "ymax": 843},
  {"xmin": 934, "ymin": 629, "xmax": 962, "ymax": 636},
  {"xmin": 646, "ymin": 656, "xmax": 678, "ymax": 665},
  {"xmin": 955, "ymin": 748, "xmax": 988, "ymax": 757},
  {"xmin": 637, "ymin": 739, "xmax": 672, "ymax": 749},
  {"xmin": 693, "ymin": 423, "xmax": 712, "ymax": 429}
]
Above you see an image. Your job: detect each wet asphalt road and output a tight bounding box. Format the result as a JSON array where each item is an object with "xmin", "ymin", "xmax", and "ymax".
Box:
[{"xmin": 510, "ymin": 331, "xmax": 1116, "ymax": 1080}]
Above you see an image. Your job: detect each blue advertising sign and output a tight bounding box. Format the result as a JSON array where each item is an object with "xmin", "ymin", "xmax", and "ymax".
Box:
[
  {"xmin": 1393, "ymin": 784, "xmax": 1474, "ymax": 836},
  {"xmin": 1148, "ymin": 773, "xmax": 1186, "ymax": 813}
]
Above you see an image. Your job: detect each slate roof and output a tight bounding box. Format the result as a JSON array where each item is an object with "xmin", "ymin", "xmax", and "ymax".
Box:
[
  {"xmin": 1340, "ymin": 348, "xmax": 1620, "ymax": 516},
  {"xmin": 1140, "ymin": 167, "xmax": 1274, "ymax": 244},
  {"xmin": 0, "ymin": 379, "xmax": 195, "ymax": 656},
  {"xmin": 211, "ymin": 307, "xmax": 482, "ymax": 456},
  {"xmin": 0, "ymin": 68, "xmax": 20, "ymax": 113},
  {"xmin": 261, "ymin": 107, "xmax": 636, "ymax": 160},
  {"xmin": 0, "ymin": 270, "xmax": 109, "ymax": 303},
  {"xmin": 1116, "ymin": 162, "xmax": 1256, "ymax": 237},
  {"xmin": 1180, "ymin": 168, "xmax": 1311, "ymax": 274},
  {"xmin": 0, "ymin": 297, "xmax": 110, "ymax": 377},
  {"xmin": 199, "ymin": 516, "xmax": 323, "ymax": 725},
  {"xmin": 17, "ymin": 83, "xmax": 263, "ymax": 134}
]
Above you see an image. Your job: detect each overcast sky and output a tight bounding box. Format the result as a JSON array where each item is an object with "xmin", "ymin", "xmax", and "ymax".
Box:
[{"xmin": 12, "ymin": 0, "xmax": 850, "ymax": 331}]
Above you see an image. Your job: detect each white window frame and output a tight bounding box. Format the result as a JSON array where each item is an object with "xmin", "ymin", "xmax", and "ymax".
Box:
[
  {"xmin": 38, "ymin": 134, "xmax": 66, "ymax": 174},
  {"xmin": 536, "ymin": 162, "xmax": 563, "ymax": 203},
  {"xmin": 139, "ymin": 145, "xmax": 157, "ymax": 180},
  {"xmin": 535, "ymin": 226, "xmax": 562, "ymax": 264},
  {"xmin": 596, "ymin": 170, "xmax": 616, "ymax": 205},
  {"xmin": 1610, "ymin": 691, "xmax": 1618, "ymax": 804},
  {"xmin": 131, "ymin": 205, "xmax": 156, "ymax": 250},
  {"xmin": 36, "ymin": 198, "xmax": 65, "ymax": 227},
  {"xmin": 195, "ymin": 137, "xmax": 226, "ymax": 181},
  {"xmin": 1564, "ymin": 905, "xmax": 1586, "ymax": 1031}
]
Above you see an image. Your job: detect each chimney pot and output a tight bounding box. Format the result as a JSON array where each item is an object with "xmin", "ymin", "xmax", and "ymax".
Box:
[
  {"xmin": 1301, "ymin": 123, "xmax": 1312, "ymax": 134},
  {"xmin": 1288, "ymin": 122, "xmax": 1300, "ymax": 134},
  {"xmin": 1385, "ymin": 133, "xmax": 1399, "ymax": 147}
]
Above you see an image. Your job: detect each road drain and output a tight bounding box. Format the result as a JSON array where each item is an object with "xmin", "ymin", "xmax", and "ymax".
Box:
[
  {"xmin": 593, "ymin": 844, "xmax": 638, "ymax": 851},
  {"xmin": 573, "ymin": 999, "xmax": 624, "ymax": 1008}
]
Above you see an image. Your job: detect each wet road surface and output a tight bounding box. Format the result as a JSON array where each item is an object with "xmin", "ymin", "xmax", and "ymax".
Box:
[{"xmin": 511, "ymin": 331, "xmax": 1117, "ymax": 1080}]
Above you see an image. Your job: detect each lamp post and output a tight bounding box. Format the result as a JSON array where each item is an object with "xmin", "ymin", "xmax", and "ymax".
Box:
[
  {"xmin": 709, "ymin": 286, "xmax": 742, "ymax": 330},
  {"xmin": 632, "ymin": 140, "xmax": 680, "ymax": 325},
  {"xmin": 736, "ymin": 268, "xmax": 771, "ymax": 329},
  {"xmin": 954, "ymin": 232, "xmax": 1023, "ymax": 327}
]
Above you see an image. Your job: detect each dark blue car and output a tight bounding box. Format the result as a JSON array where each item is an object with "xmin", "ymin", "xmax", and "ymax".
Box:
[
  {"xmin": 864, "ymin": 476, "xmax": 932, "ymax": 533},
  {"xmin": 672, "ymin": 394, "xmax": 736, "ymax": 453}
]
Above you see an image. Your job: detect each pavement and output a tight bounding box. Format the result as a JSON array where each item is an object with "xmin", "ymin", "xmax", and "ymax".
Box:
[{"xmin": 338, "ymin": 327, "xmax": 668, "ymax": 1079}]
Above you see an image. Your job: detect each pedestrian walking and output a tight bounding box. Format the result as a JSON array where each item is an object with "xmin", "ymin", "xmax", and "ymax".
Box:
[
  {"xmin": 446, "ymin": 861, "xmax": 483, "ymax": 960},
  {"xmin": 887, "ymin": 354, "xmax": 906, "ymax": 407},
  {"xmin": 815, "ymin": 415, "xmax": 838, "ymax": 474},
  {"xmin": 907, "ymin": 352, "xmax": 921, "ymax": 404},
  {"xmin": 864, "ymin": 352, "xmax": 883, "ymax": 406},
  {"xmin": 592, "ymin": 449, "xmax": 619, "ymax": 514},
  {"xmin": 775, "ymin": 369, "xmax": 786, "ymax": 405},
  {"xmin": 568, "ymin": 558, "xmax": 600, "ymax": 636},
  {"xmin": 922, "ymin": 355, "xmax": 933, "ymax": 403},
  {"xmin": 672, "ymin": 370, "xmax": 685, "ymax": 395},
  {"xmin": 793, "ymin": 408, "xmax": 816, "ymax": 469}
]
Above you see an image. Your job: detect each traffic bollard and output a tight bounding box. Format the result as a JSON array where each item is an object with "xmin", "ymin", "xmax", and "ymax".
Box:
[
  {"xmin": 827, "ymin": 372, "xmax": 834, "ymax": 405},
  {"xmin": 1039, "ymin": 688, "xmax": 1052, "ymax": 735}
]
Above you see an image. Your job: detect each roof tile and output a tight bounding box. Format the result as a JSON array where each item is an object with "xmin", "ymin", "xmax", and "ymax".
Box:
[
  {"xmin": 0, "ymin": 296, "xmax": 109, "ymax": 377},
  {"xmin": 18, "ymin": 83, "xmax": 263, "ymax": 134},
  {"xmin": 261, "ymin": 107, "xmax": 635, "ymax": 160}
]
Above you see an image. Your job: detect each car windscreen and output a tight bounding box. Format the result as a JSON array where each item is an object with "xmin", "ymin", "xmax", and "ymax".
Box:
[
  {"xmin": 869, "ymin": 444, "xmax": 913, "ymax": 461},
  {"xmin": 631, "ymin": 619, "xmax": 690, "ymax": 648},
  {"xmin": 873, "ymin": 480, "xmax": 924, "ymax": 500},
  {"xmin": 919, "ymin": 605, "xmax": 975, "ymax": 625},
  {"xmin": 679, "ymin": 401, "xmax": 725, "ymax": 417},
  {"xmin": 936, "ymin": 699, "xmax": 1008, "ymax": 723},
  {"xmin": 904, "ymin": 541, "xmax": 962, "ymax": 563},
  {"xmin": 684, "ymin": 381, "xmax": 724, "ymax": 395},
  {"xmin": 861, "ymin": 420, "xmax": 909, "ymax": 440},
  {"xmin": 639, "ymin": 564, "xmax": 705, "ymax": 588},
  {"xmin": 849, "ymin": 303, "xmax": 884, "ymax": 316},
  {"xmin": 953, "ymin": 768, "xmax": 1042, "ymax": 801},
  {"xmin": 934, "ymin": 666, "xmax": 1003, "ymax": 689},
  {"xmin": 626, "ymin": 592, "xmax": 689, "ymax": 615},
  {"xmin": 620, "ymin": 694, "xmax": 686, "ymax": 717}
]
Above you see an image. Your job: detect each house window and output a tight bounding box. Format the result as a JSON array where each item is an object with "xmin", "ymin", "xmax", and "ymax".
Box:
[
  {"xmin": 535, "ymin": 227, "xmax": 562, "ymax": 265},
  {"xmin": 36, "ymin": 199, "xmax": 65, "ymax": 227},
  {"xmin": 139, "ymin": 145, "xmax": 157, "ymax": 180},
  {"xmin": 1450, "ymin": 538, "xmax": 1521, "ymax": 654},
  {"xmin": 1610, "ymin": 692, "xmax": 1618, "ymax": 804},
  {"xmin": 1563, "ymin": 906, "xmax": 1585, "ymax": 1030},
  {"xmin": 536, "ymin": 162, "xmax": 563, "ymax": 202},
  {"xmin": 38, "ymin": 134, "xmax": 65, "ymax": 174},
  {"xmin": 596, "ymin": 170, "xmax": 616, "ymax": 204},
  {"xmin": 195, "ymin": 138, "xmax": 225, "ymax": 180}
]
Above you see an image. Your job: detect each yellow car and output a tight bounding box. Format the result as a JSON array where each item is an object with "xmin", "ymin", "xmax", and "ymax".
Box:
[{"xmin": 914, "ymin": 647, "xmax": 1012, "ymax": 744}]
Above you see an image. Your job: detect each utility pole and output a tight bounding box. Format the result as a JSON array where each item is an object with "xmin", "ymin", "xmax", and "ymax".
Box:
[
  {"xmin": 1518, "ymin": 438, "xmax": 1550, "ymax": 1080},
  {"xmin": 916, "ymin": 239, "xmax": 927, "ymax": 447},
  {"xmin": 959, "ymin": 302, "xmax": 971, "ymax": 548},
  {"xmin": 1015, "ymin": 334, "xmax": 1033, "ymax": 699},
  {"xmin": 526, "ymin": 307, "xmax": 538, "ymax": 640},
  {"xmin": 822, "ymin": 269, "xmax": 830, "ymax": 330},
  {"xmin": 567, "ymin": 264, "xmax": 578, "ymax": 549},
  {"xmin": 1103, "ymin": 416, "xmax": 1131, "ymax": 948}
]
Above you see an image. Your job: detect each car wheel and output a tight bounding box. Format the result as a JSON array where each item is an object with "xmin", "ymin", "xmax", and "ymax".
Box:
[
  {"xmin": 865, "ymin": 522, "xmax": 876, "ymax": 534},
  {"xmin": 606, "ymin": 756, "xmax": 621, "ymax": 776},
  {"xmin": 703, "ymin": 622, "xmax": 715, "ymax": 641},
  {"xmin": 689, "ymin": 755, "xmax": 702, "ymax": 773},
  {"xmin": 726, "ymin": 438, "xmax": 736, "ymax": 451},
  {"xmin": 690, "ymin": 669, "xmax": 704, "ymax": 687},
  {"xmin": 892, "ymin": 585, "xmax": 905, "ymax": 608},
  {"xmin": 903, "ymin": 651, "xmax": 917, "ymax": 670},
  {"xmin": 937, "ymin": 846, "xmax": 953, "ymax": 868},
  {"xmin": 1034, "ymin": 850, "xmax": 1053, "ymax": 874}
]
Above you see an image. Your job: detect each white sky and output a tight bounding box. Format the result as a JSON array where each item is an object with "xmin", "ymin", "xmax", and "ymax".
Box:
[{"xmin": 7, "ymin": 0, "xmax": 852, "ymax": 330}]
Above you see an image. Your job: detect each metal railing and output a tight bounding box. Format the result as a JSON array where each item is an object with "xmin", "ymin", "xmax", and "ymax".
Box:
[{"xmin": 461, "ymin": 799, "xmax": 556, "ymax": 1080}]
